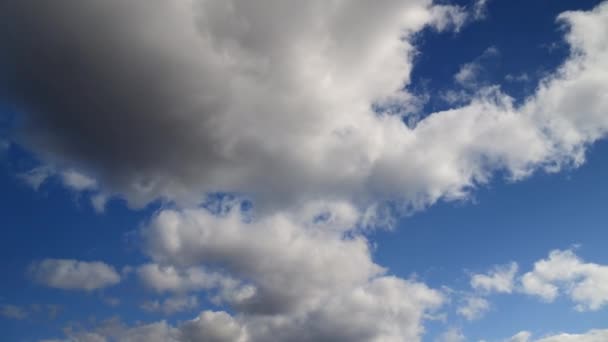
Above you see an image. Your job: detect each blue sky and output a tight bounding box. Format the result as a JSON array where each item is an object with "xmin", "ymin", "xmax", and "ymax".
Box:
[{"xmin": 1, "ymin": 1, "xmax": 608, "ymax": 341}]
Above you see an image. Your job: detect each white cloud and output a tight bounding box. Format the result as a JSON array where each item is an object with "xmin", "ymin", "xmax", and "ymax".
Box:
[
  {"xmin": 436, "ymin": 327, "xmax": 466, "ymax": 342},
  {"xmin": 6, "ymin": 0, "xmax": 608, "ymax": 216},
  {"xmin": 457, "ymin": 295, "xmax": 490, "ymax": 320},
  {"xmin": 454, "ymin": 46, "xmax": 500, "ymax": 88},
  {"xmin": 505, "ymin": 331, "xmax": 532, "ymax": 342},
  {"xmin": 504, "ymin": 329, "xmax": 608, "ymax": 342},
  {"xmin": 471, "ymin": 262, "xmax": 518, "ymax": 294},
  {"xmin": 536, "ymin": 330, "xmax": 608, "ymax": 342},
  {"xmin": 7, "ymin": 2, "xmax": 608, "ymax": 341},
  {"xmin": 60, "ymin": 170, "xmax": 97, "ymax": 191},
  {"xmin": 136, "ymin": 263, "xmax": 254, "ymax": 306},
  {"xmin": 520, "ymin": 249, "xmax": 608, "ymax": 311},
  {"xmin": 19, "ymin": 166, "xmax": 98, "ymax": 194},
  {"xmin": 28, "ymin": 259, "xmax": 121, "ymax": 291},
  {"xmin": 133, "ymin": 201, "xmax": 444, "ymax": 341}
]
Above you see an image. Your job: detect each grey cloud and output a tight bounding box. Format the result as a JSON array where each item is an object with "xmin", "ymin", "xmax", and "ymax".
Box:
[{"xmin": 1, "ymin": 0, "xmax": 473, "ymax": 211}]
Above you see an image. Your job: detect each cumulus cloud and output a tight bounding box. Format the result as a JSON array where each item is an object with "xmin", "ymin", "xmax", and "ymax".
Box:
[
  {"xmin": 0, "ymin": 0, "xmax": 465, "ymax": 210},
  {"xmin": 471, "ymin": 262, "xmax": 518, "ymax": 294},
  {"xmin": 6, "ymin": 1, "xmax": 608, "ymax": 341},
  {"xmin": 521, "ymin": 249, "xmax": 608, "ymax": 311},
  {"xmin": 28, "ymin": 259, "xmax": 121, "ymax": 291},
  {"xmin": 47, "ymin": 288, "xmax": 443, "ymax": 342},
  {"xmin": 132, "ymin": 201, "xmax": 444, "ymax": 341},
  {"xmin": 4, "ymin": 0, "xmax": 608, "ymax": 214},
  {"xmin": 465, "ymin": 248, "xmax": 608, "ymax": 313}
]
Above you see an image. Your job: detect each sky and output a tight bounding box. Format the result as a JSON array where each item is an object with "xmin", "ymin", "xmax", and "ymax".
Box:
[{"xmin": 1, "ymin": 0, "xmax": 608, "ymax": 341}]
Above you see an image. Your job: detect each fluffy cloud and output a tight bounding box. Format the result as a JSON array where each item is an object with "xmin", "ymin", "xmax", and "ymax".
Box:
[
  {"xmin": 0, "ymin": 0, "xmax": 466, "ymax": 210},
  {"xmin": 471, "ymin": 262, "xmax": 518, "ymax": 294},
  {"xmin": 5, "ymin": 0, "xmax": 608, "ymax": 215},
  {"xmin": 464, "ymin": 248, "xmax": 608, "ymax": 313},
  {"xmin": 521, "ymin": 249, "xmax": 608, "ymax": 311},
  {"xmin": 133, "ymin": 201, "xmax": 444, "ymax": 341},
  {"xmin": 6, "ymin": 1, "xmax": 608, "ymax": 341},
  {"xmin": 28, "ymin": 259, "xmax": 120, "ymax": 291}
]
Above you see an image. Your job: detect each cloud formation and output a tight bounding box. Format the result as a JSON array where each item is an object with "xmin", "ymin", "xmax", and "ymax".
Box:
[
  {"xmin": 4, "ymin": 1, "xmax": 608, "ymax": 341},
  {"xmin": 4, "ymin": 0, "xmax": 608, "ymax": 215},
  {"xmin": 471, "ymin": 262, "xmax": 518, "ymax": 294},
  {"xmin": 466, "ymin": 248, "xmax": 608, "ymax": 313},
  {"xmin": 135, "ymin": 201, "xmax": 444, "ymax": 341},
  {"xmin": 28, "ymin": 259, "xmax": 121, "ymax": 291},
  {"xmin": 457, "ymin": 295, "xmax": 490, "ymax": 321},
  {"xmin": 521, "ymin": 249, "xmax": 608, "ymax": 311}
]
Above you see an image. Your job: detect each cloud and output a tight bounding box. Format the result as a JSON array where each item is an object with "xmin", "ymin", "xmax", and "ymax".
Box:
[
  {"xmin": 505, "ymin": 73, "xmax": 531, "ymax": 83},
  {"xmin": 5, "ymin": 0, "xmax": 606, "ymax": 214},
  {"xmin": 521, "ymin": 249, "xmax": 608, "ymax": 311},
  {"xmin": 19, "ymin": 166, "xmax": 98, "ymax": 193},
  {"xmin": 46, "ymin": 289, "xmax": 442, "ymax": 342},
  {"xmin": 457, "ymin": 295, "xmax": 490, "ymax": 320},
  {"xmin": 536, "ymin": 330, "xmax": 608, "ymax": 342},
  {"xmin": 505, "ymin": 331, "xmax": 533, "ymax": 342},
  {"xmin": 18, "ymin": 166, "xmax": 53, "ymax": 190},
  {"xmin": 132, "ymin": 200, "xmax": 444, "ymax": 341},
  {"xmin": 60, "ymin": 170, "xmax": 97, "ymax": 191},
  {"xmin": 453, "ymin": 46, "xmax": 500, "ymax": 88},
  {"xmin": 473, "ymin": 0, "xmax": 491, "ymax": 20},
  {"xmin": 504, "ymin": 329, "xmax": 608, "ymax": 342},
  {"xmin": 141, "ymin": 296, "xmax": 199, "ymax": 315},
  {"xmin": 136, "ymin": 264, "xmax": 237, "ymax": 293},
  {"xmin": 465, "ymin": 248, "xmax": 608, "ymax": 313},
  {"xmin": 179, "ymin": 311, "xmax": 246, "ymax": 342},
  {"xmin": 6, "ymin": 2, "xmax": 608, "ymax": 341},
  {"xmin": 471, "ymin": 262, "xmax": 518, "ymax": 294},
  {"xmin": 0, "ymin": 304, "xmax": 28, "ymax": 320},
  {"xmin": 28, "ymin": 259, "xmax": 121, "ymax": 291},
  {"xmin": 436, "ymin": 327, "xmax": 466, "ymax": 342},
  {"xmin": 0, "ymin": 0, "xmax": 466, "ymax": 210}
]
